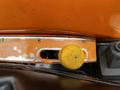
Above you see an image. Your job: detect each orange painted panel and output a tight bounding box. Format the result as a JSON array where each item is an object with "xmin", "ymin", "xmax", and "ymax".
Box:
[{"xmin": 0, "ymin": 0, "xmax": 120, "ymax": 38}]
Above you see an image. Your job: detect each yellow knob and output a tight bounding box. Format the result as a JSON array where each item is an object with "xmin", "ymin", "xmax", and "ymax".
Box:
[{"xmin": 59, "ymin": 45, "xmax": 86, "ymax": 70}]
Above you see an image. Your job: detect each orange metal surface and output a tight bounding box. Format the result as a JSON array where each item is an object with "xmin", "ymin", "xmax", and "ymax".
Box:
[
  {"xmin": 0, "ymin": 36, "xmax": 96, "ymax": 64},
  {"xmin": 0, "ymin": 0, "xmax": 120, "ymax": 38}
]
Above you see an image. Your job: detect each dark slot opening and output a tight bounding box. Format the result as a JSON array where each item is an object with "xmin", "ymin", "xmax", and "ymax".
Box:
[{"xmin": 40, "ymin": 50, "xmax": 59, "ymax": 59}]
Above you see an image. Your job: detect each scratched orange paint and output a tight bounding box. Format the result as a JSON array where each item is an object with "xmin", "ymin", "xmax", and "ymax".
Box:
[{"xmin": 0, "ymin": 37, "xmax": 96, "ymax": 64}]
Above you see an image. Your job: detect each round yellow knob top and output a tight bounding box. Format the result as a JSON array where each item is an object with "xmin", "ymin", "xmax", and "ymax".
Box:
[{"xmin": 59, "ymin": 45, "xmax": 86, "ymax": 70}]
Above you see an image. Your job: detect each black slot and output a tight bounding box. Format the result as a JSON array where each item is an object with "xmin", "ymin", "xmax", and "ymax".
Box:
[{"xmin": 40, "ymin": 50, "xmax": 59, "ymax": 59}]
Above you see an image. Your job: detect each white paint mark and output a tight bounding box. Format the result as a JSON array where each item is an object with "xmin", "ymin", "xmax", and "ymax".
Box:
[{"xmin": 13, "ymin": 46, "xmax": 17, "ymax": 51}]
